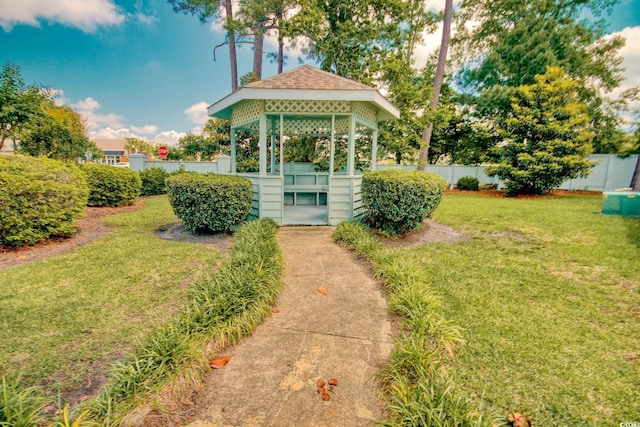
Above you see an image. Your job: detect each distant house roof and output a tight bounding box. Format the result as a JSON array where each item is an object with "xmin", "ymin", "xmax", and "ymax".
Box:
[
  {"xmin": 208, "ymin": 65, "xmax": 400, "ymax": 122},
  {"xmin": 93, "ymin": 138, "xmax": 128, "ymax": 153}
]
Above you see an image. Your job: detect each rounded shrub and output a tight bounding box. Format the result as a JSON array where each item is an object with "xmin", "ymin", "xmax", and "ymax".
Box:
[
  {"xmin": 456, "ymin": 175, "xmax": 479, "ymax": 191},
  {"xmin": 0, "ymin": 155, "xmax": 88, "ymax": 247},
  {"xmin": 139, "ymin": 167, "xmax": 169, "ymax": 196},
  {"xmin": 166, "ymin": 173, "xmax": 252, "ymax": 233},
  {"xmin": 362, "ymin": 170, "xmax": 448, "ymax": 235},
  {"xmin": 82, "ymin": 164, "xmax": 142, "ymax": 207}
]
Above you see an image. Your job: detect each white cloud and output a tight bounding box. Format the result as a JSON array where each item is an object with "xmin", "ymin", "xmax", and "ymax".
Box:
[
  {"xmin": 184, "ymin": 101, "xmax": 210, "ymax": 125},
  {"xmin": 89, "ymin": 127, "xmax": 135, "ymax": 139},
  {"xmin": 51, "ymin": 88, "xmax": 69, "ymax": 106},
  {"xmin": 71, "ymin": 96, "xmax": 124, "ymax": 129},
  {"xmin": 153, "ymin": 130, "xmax": 186, "ymax": 146},
  {"xmin": 132, "ymin": 0, "xmax": 156, "ymax": 25},
  {"xmin": 88, "ymin": 127, "xmax": 185, "ymax": 146},
  {"xmin": 131, "ymin": 124, "xmax": 159, "ymax": 135},
  {"xmin": 134, "ymin": 13, "xmax": 156, "ymax": 24},
  {"xmin": 0, "ymin": 0, "xmax": 125, "ymax": 32},
  {"xmin": 611, "ymin": 26, "xmax": 640, "ymax": 93},
  {"xmin": 412, "ymin": 23, "xmax": 445, "ymax": 68}
]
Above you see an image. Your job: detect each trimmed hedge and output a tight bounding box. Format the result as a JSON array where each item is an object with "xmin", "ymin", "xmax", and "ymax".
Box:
[
  {"xmin": 82, "ymin": 164, "xmax": 142, "ymax": 207},
  {"xmin": 456, "ymin": 176, "xmax": 479, "ymax": 191},
  {"xmin": 139, "ymin": 167, "xmax": 170, "ymax": 196},
  {"xmin": 166, "ymin": 173, "xmax": 252, "ymax": 233},
  {"xmin": 362, "ymin": 170, "xmax": 448, "ymax": 235},
  {"xmin": 0, "ymin": 155, "xmax": 88, "ymax": 247}
]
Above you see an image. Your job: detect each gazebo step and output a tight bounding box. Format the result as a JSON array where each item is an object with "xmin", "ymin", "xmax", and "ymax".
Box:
[{"xmin": 283, "ymin": 184, "xmax": 329, "ymax": 193}]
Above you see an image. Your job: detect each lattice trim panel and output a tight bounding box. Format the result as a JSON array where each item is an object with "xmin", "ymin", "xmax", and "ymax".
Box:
[
  {"xmin": 353, "ymin": 102, "xmax": 377, "ymax": 128},
  {"xmin": 284, "ymin": 119, "xmax": 332, "ymax": 136},
  {"xmin": 335, "ymin": 117, "xmax": 350, "ymax": 135},
  {"xmin": 231, "ymin": 100, "xmax": 262, "ymax": 127},
  {"xmin": 265, "ymin": 99, "xmax": 350, "ymax": 114},
  {"xmin": 267, "ymin": 117, "xmax": 351, "ymax": 136}
]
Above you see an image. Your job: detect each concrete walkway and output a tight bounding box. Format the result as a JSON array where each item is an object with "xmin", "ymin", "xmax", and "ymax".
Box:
[{"xmin": 187, "ymin": 226, "xmax": 393, "ymax": 426}]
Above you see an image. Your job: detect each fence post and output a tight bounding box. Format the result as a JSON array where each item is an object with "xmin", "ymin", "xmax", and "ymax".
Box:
[
  {"xmin": 128, "ymin": 153, "xmax": 146, "ymax": 172},
  {"xmin": 217, "ymin": 155, "xmax": 231, "ymax": 174}
]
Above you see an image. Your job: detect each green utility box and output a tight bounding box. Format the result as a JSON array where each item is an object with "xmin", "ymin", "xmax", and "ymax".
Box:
[{"xmin": 602, "ymin": 192, "xmax": 640, "ymax": 218}]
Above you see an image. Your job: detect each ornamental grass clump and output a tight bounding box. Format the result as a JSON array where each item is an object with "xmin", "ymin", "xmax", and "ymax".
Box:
[
  {"xmin": 166, "ymin": 173, "xmax": 252, "ymax": 233},
  {"xmin": 362, "ymin": 170, "xmax": 448, "ymax": 235},
  {"xmin": 81, "ymin": 164, "xmax": 141, "ymax": 207},
  {"xmin": 89, "ymin": 219, "xmax": 282, "ymax": 424},
  {"xmin": 334, "ymin": 221, "xmax": 491, "ymax": 426},
  {"xmin": 0, "ymin": 155, "xmax": 88, "ymax": 247}
]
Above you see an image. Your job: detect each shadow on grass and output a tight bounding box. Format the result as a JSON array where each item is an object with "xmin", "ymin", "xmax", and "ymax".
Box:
[{"xmin": 627, "ymin": 217, "xmax": 640, "ymax": 249}]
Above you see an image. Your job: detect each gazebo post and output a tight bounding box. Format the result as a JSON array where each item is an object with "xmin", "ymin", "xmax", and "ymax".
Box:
[
  {"xmin": 279, "ymin": 114, "xmax": 284, "ymax": 176},
  {"xmin": 347, "ymin": 113, "xmax": 357, "ymax": 176},
  {"xmin": 230, "ymin": 129, "xmax": 237, "ymax": 174},
  {"xmin": 270, "ymin": 118, "xmax": 277, "ymax": 174},
  {"xmin": 330, "ymin": 115, "xmax": 335, "ymax": 175},
  {"xmin": 371, "ymin": 129, "xmax": 378, "ymax": 171},
  {"xmin": 259, "ymin": 114, "xmax": 267, "ymax": 176}
]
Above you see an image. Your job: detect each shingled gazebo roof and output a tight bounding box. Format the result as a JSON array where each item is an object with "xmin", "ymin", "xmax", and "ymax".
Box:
[
  {"xmin": 208, "ymin": 65, "xmax": 400, "ymax": 122},
  {"xmin": 244, "ymin": 65, "xmax": 373, "ymax": 91}
]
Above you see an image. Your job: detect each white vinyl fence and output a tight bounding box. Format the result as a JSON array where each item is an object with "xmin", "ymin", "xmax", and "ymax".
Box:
[
  {"xmin": 377, "ymin": 154, "xmax": 638, "ymax": 192},
  {"xmin": 130, "ymin": 153, "xmax": 637, "ymax": 192}
]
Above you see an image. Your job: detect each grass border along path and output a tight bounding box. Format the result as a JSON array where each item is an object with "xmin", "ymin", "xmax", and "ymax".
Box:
[
  {"xmin": 334, "ymin": 221, "xmax": 493, "ymax": 427},
  {"xmin": 1, "ymin": 218, "xmax": 283, "ymax": 426},
  {"xmin": 88, "ymin": 218, "xmax": 283, "ymax": 425}
]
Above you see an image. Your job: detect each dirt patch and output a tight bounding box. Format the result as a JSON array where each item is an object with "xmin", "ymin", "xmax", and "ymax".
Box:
[
  {"xmin": 377, "ymin": 219, "xmax": 469, "ymax": 247},
  {"xmin": 0, "ymin": 202, "xmax": 144, "ymax": 270},
  {"xmin": 157, "ymin": 224, "xmax": 233, "ymax": 251}
]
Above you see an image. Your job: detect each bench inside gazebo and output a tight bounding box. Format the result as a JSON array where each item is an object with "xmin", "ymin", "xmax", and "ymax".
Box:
[{"xmin": 207, "ymin": 65, "xmax": 400, "ymax": 226}]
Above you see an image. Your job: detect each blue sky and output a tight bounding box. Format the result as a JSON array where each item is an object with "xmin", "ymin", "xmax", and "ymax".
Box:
[{"xmin": 1, "ymin": 0, "xmax": 639, "ymax": 145}]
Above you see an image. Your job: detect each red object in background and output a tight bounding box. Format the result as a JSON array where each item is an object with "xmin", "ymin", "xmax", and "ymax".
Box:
[{"xmin": 158, "ymin": 145, "xmax": 169, "ymax": 159}]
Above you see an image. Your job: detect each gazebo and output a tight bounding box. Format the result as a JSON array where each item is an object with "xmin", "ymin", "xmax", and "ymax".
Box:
[{"xmin": 208, "ymin": 65, "xmax": 400, "ymax": 226}]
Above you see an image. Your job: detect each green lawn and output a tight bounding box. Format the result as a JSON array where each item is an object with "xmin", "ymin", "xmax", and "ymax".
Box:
[
  {"xmin": 410, "ymin": 193, "xmax": 640, "ymax": 425},
  {"xmin": 0, "ymin": 196, "xmax": 223, "ymax": 401}
]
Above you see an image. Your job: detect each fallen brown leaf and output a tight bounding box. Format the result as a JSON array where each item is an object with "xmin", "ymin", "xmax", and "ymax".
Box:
[
  {"xmin": 316, "ymin": 379, "xmax": 326, "ymax": 388},
  {"xmin": 321, "ymin": 392, "xmax": 331, "ymax": 401},
  {"xmin": 317, "ymin": 287, "xmax": 327, "ymax": 295},
  {"xmin": 209, "ymin": 355, "xmax": 231, "ymax": 369},
  {"xmin": 328, "ymin": 378, "xmax": 339, "ymax": 386},
  {"xmin": 508, "ymin": 412, "xmax": 532, "ymax": 427},
  {"xmin": 317, "ymin": 386, "xmax": 325, "ymax": 394},
  {"xmin": 272, "ymin": 308, "xmax": 280, "ymax": 313},
  {"xmin": 327, "ymin": 385, "xmax": 334, "ymax": 391}
]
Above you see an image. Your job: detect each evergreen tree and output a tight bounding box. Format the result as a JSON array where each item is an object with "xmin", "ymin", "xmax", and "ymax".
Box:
[{"xmin": 487, "ymin": 67, "xmax": 595, "ymax": 196}]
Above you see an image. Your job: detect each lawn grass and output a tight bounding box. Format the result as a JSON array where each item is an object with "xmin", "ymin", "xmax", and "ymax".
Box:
[
  {"xmin": 414, "ymin": 194, "xmax": 640, "ymax": 425},
  {"xmin": 0, "ymin": 196, "xmax": 223, "ymax": 402}
]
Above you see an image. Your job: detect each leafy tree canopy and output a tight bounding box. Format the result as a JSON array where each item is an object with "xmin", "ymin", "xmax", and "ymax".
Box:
[
  {"xmin": 285, "ymin": 0, "xmax": 405, "ymax": 84},
  {"xmin": 18, "ymin": 101, "xmax": 98, "ymax": 161},
  {"xmin": 177, "ymin": 118, "xmax": 230, "ymax": 160},
  {"xmin": 0, "ymin": 62, "xmax": 52, "ymax": 150}
]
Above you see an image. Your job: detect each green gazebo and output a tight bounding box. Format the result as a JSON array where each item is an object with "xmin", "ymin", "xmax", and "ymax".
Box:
[{"xmin": 208, "ymin": 65, "xmax": 400, "ymax": 226}]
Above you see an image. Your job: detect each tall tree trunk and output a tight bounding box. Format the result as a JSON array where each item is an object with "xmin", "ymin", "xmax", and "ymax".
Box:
[
  {"xmin": 418, "ymin": 0, "xmax": 453, "ymax": 171},
  {"xmin": 224, "ymin": 0, "xmax": 238, "ymax": 91},
  {"xmin": 632, "ymin": 156, "xmax": 640, "ymax": 191},
  {"xmin": 278, "ymin": 38, "xmax": 284, "ymax": 73},
  {"xmin": 253, "ymin": 30, "xmax": 264, "ymax": 79},
  {"xmin": 276, "ymin": 10, "xmax": 284, "ymax": 74}
]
